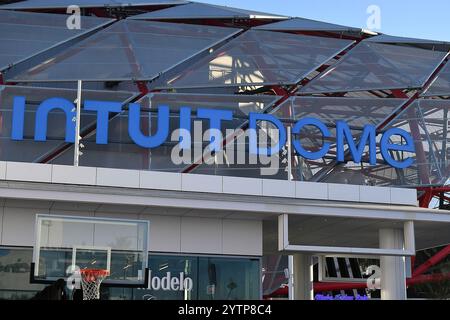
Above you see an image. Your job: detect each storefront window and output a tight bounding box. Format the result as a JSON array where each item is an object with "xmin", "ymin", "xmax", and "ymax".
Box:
[
  {"xmin": 106, "ymin": 255, "xmax": 261, "ymax": 300},
  {"xmin": 133, "ymin": 255, "xmax": 198, "ymax": 300},
  {"xmin": 197, "ymin": 257, "xmax": 260, "ymax": 300},
  {"xmin": 0, "ymin": 247, "xmax": 260, "ymax": 300},
  {"xmin": 0, "ymin": 247, "xmax": 45, "ymax": 300}
]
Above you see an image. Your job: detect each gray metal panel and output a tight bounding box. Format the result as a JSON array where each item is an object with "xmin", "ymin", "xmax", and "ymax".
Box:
[
  {"xmin": 130, "ymin": 2, "xmax": 287, "ymax": 20},
  {"xmin": 0, "ymin": 10, "xmax": 113, "ymax": 72},
  {"xmin": 253, "ymin": 17, "xmax": 362, "ymax": 33},
  {"xmin": 9, "ymin": 20, "xmax": 240, "ymax": 82},
  {"xmin": 161, "ymin": 30, "xmax": 354, "ymax": 89},
  {"xmin": 0, "ymin": 0, "xmax": 188, "ymax": 9},
  {"xmin": 300, "ymin": 41, "xmax": 448, "ymax": 94}
]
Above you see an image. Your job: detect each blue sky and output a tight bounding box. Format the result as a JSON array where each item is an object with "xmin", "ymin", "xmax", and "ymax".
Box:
[{"xmin": 196, "ymin": 0, "xmax": 450, "ymax": 42}]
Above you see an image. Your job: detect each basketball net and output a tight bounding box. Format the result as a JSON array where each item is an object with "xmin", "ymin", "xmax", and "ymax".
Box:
[{"xmin": 79, "ymin": 269, "xmax": 109, "ymax": 300}]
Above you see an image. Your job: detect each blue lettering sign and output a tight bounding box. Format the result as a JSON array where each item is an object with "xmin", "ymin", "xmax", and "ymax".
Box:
[
  {"xmin": 11, "ymin": 96, "xmax": 26, "ymax": 141},
  {"xmin": 336, "ymin": 121, "xmax": 377, "ymax": 165},
  {"xmin": 129, "ymin": 104, "xmax": 170, "ymax": 149},
  {"xmin": 197, "ymin": 108, "xmax": 233, "ymax": 152},
  {"xmin": 84, "ymin": 100, "xmax": 122, "ymax": 145},
  {"xmin": 292, "ymin": 117, "xmax": 331, "ymax": 160},
  {"xmin": 35, "ymin": 97, "xmax": 76, "ymax": 143},
  {"xmin": 380, "ymin": 127, "xmax": 415, "ymax": 169},
  {"xmin": 8, "ymin": 96, "xmax": 416, "ymax": 169},
  {"xmin": 179, "ymin": 107, "xmax": 192, "ymax": 149},
  {"xmin": 249, "ymin": 113, "xmax": 287, "ymax": 156}
]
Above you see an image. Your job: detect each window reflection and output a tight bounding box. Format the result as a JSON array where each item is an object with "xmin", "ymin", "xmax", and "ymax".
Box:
[{"xmin": 0, "ymin": 248, "xmax": 45, "ymax": 300}]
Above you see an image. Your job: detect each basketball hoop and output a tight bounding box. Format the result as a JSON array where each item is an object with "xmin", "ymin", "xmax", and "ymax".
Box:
[{"xmin": 79, "ymin": 269, "xmax": 109, "ymax": 300}]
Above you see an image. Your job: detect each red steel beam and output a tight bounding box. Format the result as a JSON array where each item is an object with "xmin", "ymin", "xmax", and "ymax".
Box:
[
  {"xmin": 419, "ymin": 189, "xmax": 434, "ymax": 208},
  {"xmin": 407, "ymin": 272, "xmax": 450, "ymax": 286},
  {"xmin": 417, "ymin": 186, "xmax": 450, "ymax": 193},
  {"xmin": 412, "ymin": 245, "xmax": 450, "ymax": 277},
  {"xmin": 418, "ymin": 186, "xmax": 450, "ymax": 208}
]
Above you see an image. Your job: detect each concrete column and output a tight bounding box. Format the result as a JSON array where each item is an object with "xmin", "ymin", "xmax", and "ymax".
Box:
[
  {"xmin": 293, "ymin": 253, "xmax": 314, "ymax": 300},
  {"xmin": 379, "ymin": 228, "xmax": 407, "ymax": 300}
]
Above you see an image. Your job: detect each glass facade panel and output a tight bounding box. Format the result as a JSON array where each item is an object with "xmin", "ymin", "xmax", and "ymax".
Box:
[
  {"xmin": 10, "ymin": 20, "xmax": 239, "ymax": 82},
  {"xmin": 162, "ymin": 30, "xmax": 353, "ymax": 88},
  {"xmin": 380, "ymin": 99, "xmax": 450, "ymax": 186},
  {"xmin": 422, "ymin": 63, "xmax": 450, "ymax": 97},
  {"xmin": 197, "ymin": 256, "xmax": 260, "ymax": 300},
  {"xmin": 300, "ymin": 42, "xmax": 447, "ymax": 93},
  {"xmin": 262, "ymin": 255, "xmax": 288, "ymax": 297},
  {"xmin": 268, "ymin": 97, "xmax": 407, "ymax": 184},
  {"xmin": 0, "ymin": 10, "xmax": 112, "ymax": 71},
  {"xmin": 322, "ymin": 99, "xmax": 450, "ymax": 187},
  {"xmin": 254, "ymin": 17, "xmax": 362, "ymax": 34}
]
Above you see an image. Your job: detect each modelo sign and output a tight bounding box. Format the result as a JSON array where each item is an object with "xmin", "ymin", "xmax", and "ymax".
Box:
[
  {"xmin": 10, "ymin": 97, "xmax": 415, "ymax": 169},
  {"xmin": 142, "ymin": 271, "xmax": 193, "ymax": 292}
]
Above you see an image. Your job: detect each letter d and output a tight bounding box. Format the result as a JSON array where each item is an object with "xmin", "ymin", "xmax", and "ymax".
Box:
[{"xmin": 248, "ymin": 113, "xmax": 286, "ymax": 156}]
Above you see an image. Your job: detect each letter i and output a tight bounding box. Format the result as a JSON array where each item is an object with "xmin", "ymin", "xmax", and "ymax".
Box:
[{"xmin": 12, "ymin": 96, "xmax": 26, "ymax": 140}]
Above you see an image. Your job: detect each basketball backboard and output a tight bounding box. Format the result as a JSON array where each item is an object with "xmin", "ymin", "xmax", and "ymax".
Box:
[{"xmin": 32, "ymin": 214, "xmax": 149, "ymax": 287}]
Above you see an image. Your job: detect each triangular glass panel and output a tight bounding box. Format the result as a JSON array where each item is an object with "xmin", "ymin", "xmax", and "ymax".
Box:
[
  {"xmin": 300, "ymin": 41, "xmax": 447, "ymax": 93},
  {"xmin": 254, "ymin": 17, "xmax": 362, "ymax": 34},
  {"xmin": 161, "ymin": 30, "xmax": 354, "ymax": 89},
  {"xmin": 0, "ymin": 10, "xmax": 112, "ymax": 71},
  {"xmin": 422, "ymin": 63, "xmax": 450, "ymax": 97},
  {"xmin": 8, "ymin": 20, "xmax": 239, "ymax": 82}
]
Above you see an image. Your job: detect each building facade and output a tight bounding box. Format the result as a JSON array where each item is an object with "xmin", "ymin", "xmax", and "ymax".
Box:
[{"xmin": 0, "ymin": 0, "xmax": 449, "ymax": 300}]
